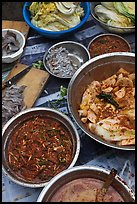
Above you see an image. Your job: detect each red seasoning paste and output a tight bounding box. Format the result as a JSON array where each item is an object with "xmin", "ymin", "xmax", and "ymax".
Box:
[
  {"xmin": 89, "ymin": 35, "xmax": 130, "ymax": 58},
  {"xmin": 7, "ymin": 116, "xmax": 73, "ymax": 183}
]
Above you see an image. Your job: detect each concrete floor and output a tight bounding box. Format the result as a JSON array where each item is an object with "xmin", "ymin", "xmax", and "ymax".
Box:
[{"xmin": 2, "ymin": 2, "xmax": 25, "ymax": 21}]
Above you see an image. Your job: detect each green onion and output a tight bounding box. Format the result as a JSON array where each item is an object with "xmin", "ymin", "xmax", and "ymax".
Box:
[
  {"xmin": 38, "ymin": 160, "xmax": 47, "ymax": 165},
  {"xmin": 97, "ymin": 92, "xmax": 119, "ymax": 109},
  {"xmin": 60, "ymin": 86, "xmax": 67, "ymax": 98}
]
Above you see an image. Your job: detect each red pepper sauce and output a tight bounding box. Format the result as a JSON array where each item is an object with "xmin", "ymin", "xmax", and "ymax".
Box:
[
  {"xmin": 6, "ymin": 116, "xmax": 73, "ymax": 183},
  {"xmin": 89, "ymin": 36, "xmax": 130, "ymax": 58}
]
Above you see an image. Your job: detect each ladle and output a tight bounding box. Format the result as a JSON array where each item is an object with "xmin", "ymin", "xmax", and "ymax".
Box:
[{"xmin": 96, "ymin": 168, "xmax": 117, "ymax": 202}]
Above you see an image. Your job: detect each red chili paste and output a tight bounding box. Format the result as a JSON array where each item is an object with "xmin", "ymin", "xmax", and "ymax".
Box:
[
  {"xmin": 89, "ymin": 35, "xmax": 130, "ymax": 58},
  {"xmin": 7, "ymin": 116, "xmax": 73, "ymax": 183}
]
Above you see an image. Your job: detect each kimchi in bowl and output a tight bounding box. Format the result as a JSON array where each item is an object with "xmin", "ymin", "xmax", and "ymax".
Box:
[
  {"xmin": 68, "ymin": 52, "xmax": 135, "ymax": 150},
  {"xmin": 2, "ymin": 107, "xmax": 80, "ymax": 188}
]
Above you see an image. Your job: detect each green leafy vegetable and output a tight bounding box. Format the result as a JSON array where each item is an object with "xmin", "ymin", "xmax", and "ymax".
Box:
[
  {"xmin": 89, "ymin": 121, "xmax": 135, "ymax": 142},
  {"xmin": 48, "ymin": 86, "xmax": 67, "ymax": 110},
  {"xmin": 101, "ymin": 2, "xmax": 115, "ymax": 10},
  {"xmin": 122, "ymin": 2, "xmax": 135, "ymax": 15},
  {"xmin": 32, "ymin": 60, "xmax": 44, "ymax": 69},
  {"xmin": 60, "ymin": 86, "xmax": 67, "ymax": 98},
  {"xmin": 114, "ymin": 2, "xmax": 135, "ymax": 23},
  {"xmin": 29, "ymin": 2, "xmax": 84, "ymax": 31},
  {"xmin": 94, "ymin": 3, "xmax": 135, "ymax": 27}
]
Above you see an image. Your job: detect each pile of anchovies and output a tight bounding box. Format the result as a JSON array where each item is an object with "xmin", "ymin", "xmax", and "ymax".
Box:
[
  {"xmin": 2, "ymin": 85, "xmax": 26, "ymax": 127},
  {"xmin": 46, "ymin": 47, "xmax": 78, "ymax": 78}
]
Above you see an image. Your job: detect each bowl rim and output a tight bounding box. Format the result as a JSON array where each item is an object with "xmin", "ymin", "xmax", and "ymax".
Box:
[
  {"xmin": 87, "ymin": 33, "xmax": 132, "ymax": 55},
  {"xmin": 67, "ymin": 52, "xmax": 135, "ymax": 151},
  {"xmin": 2, "ymin": 107, "xmax": 80, "ymax": 188},
  {"xmin": 43, "ymin": 40, "xmax": 91, "ymax": 79},
  {"xmin": 2, "ymin": 28, "xmax": 26, "ymax": 59},
  {"xmin": 37, "ymin": 165, "xmax": 135, "ymax": 202},
  {"xmin": 23, "ymin": 2, "xmax": 90, "ymax": 35},
  {"xmin": 90, "ymin": 2, "xmax": 135, "ymax": 30}
]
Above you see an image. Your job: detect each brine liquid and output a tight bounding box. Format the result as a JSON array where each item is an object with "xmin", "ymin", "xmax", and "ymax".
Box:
[{"xmin": 50, "ymin": 178, "xmax": 124, "ymax": 202}]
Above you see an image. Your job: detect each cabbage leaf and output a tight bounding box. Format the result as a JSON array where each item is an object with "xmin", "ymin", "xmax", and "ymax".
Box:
[
  {"xmin": 101, "ymin": 2, "xmax": 115, "ymax": 10},
  {"xmin": 94, "ymin": 5, "xmax": 132, "ymax": 27},
  {"xmin": 114, "ymin": 2, "xmax": 135, "ymax": 23},
  {"xmin": 29, "ymin": 2, "xmax": 84, "ymax": 31}
]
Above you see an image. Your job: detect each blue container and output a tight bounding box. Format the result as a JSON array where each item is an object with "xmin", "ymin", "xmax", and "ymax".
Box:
[{"xmin": 23, "ymin": 2, "xmax": 90, "ymax": 39}]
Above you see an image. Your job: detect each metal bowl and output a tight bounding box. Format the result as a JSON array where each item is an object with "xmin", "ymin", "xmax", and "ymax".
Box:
[
  {"xmin": 2, "ymin": 29, "xmax": 26, "ymax": 63},
  {"xmin": 43, "ymin": 41, "xmax": 90, "ymax": 79},
  {"xmin": 90, "ymin": 2, "xmax": 135, "ymax": 34},
  {"xmin": 37, "ymin": 166, "xmax": 135, "ymax": 202},
  {"xmin": 88, "ymin": 33, "xmax": 131, "ymax": 58},
  {"xmin": 2, "ymin": 107, "xmax": 80, "ymax": 188},
  {"xmin": 67, "ymin": 52, "xmax": 135, "ymax": 150}
]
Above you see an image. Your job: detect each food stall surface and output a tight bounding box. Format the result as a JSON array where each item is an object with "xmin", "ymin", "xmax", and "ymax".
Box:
[{"xmin": 2, "ymin": 3, "xmax": 135, "ymax": 202}]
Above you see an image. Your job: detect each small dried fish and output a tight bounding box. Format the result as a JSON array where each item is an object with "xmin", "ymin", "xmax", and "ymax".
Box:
[
  {"xmin": 46, "ymin": 47, "xmax": 79, "ymax": 78},
  {"xmin": 2, "ymin": 30, "xmax": 20, "ymax": 56},
  {"xmin": 2, "ymin": 85, "xmax": 26, "ymax": 128}
]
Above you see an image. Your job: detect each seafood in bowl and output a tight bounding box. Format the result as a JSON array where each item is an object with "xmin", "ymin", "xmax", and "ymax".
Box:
[
  {"xmin": 2, "ymin": 29, "xmax": 26, "ymax": 63},
  {"xmin": 78, "ymin": 67, "xmax": 135, "ymax": 147}
]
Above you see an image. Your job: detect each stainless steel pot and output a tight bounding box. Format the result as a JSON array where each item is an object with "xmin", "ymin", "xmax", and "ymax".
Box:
[
  {"xmin": 37, "ymin": 166, "xmax": 135, "ymax": 202},
  {"xmin": 87, "ymin": 33, "xmax": 132, "ymax": 57},
  {"xmin": 67, "ymin": 52, "xmax": 135, "ymax": 150},
  {"xmin": 43, "ymin": 41, "xmax": 90, "ymax": 79},
  {"xmin": 2, "ymin": 107, "xmax": 80, "ymax": 188},
  {"xmin": 90, "ymin": 2, "xmax": 135, "ymax": 34}
]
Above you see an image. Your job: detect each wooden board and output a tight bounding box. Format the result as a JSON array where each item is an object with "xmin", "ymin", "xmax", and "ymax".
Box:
[
  {"xmin": 2, "ymin": 20, "xmax": 30, "ymax": 72},
  {"xmin": 4, "ymin": 63, "xmax": 50, "ymax": 108},
  {"xmin": 2, "ymin": 20, "xmax": 29, "ymax": 39},
  {"xmin": 2, "ymin": 20, "xmax": 50, "ymax": 108}
]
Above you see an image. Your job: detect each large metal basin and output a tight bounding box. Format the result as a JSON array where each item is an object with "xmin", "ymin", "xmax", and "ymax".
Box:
[
  {"xmin": 2, "ymin": 107, "xmax": 80, "ymax": 188},
  {"xmin": 68, "ymin": 52, "xmax": 135, "ymax": 150},
  {"xmin": 37, "ymin": 166, "xmax": 135, "ymax": 202}
]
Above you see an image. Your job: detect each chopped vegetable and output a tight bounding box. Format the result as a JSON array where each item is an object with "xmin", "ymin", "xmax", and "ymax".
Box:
[
  {"xmin": 114, "ymin": 2, "xmax": 135, "ymax": 23},
  {"xmin": 60, "ymin": 86, "xmax": 67, "ymax": 98},
  {"xmin": 55, "ymin": 2, "xmax": 76, "ymax": 15},
  {"xmin": 32, "ymin": 60, "xmax": 44, "ymax": 69},
  {"xmin": 89, "ymin": 121, "xmax": 135, "ymax": 142},
  {"xmin": 94, "ymin": 2, "xmax": 135, "ymax": 28},
  {"xmin": 78, "ymin": 68, "xmax": 135, "ymax": 146},
  {"xmin": 48, "ymin": 86, "xmax": 67, "ymax": 110},
  {"xmin": 101, "ymin": 2, "xmax": 115, "ymax": 10},
  {"xmin": 29, "ymin": 2, "xmax": 84, "ymax": 31}
]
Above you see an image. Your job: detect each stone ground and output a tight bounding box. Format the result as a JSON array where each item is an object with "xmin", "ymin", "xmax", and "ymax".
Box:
[{"xmin": 2, "ymin": 2, "xmax": 24, "ymax": 21}]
